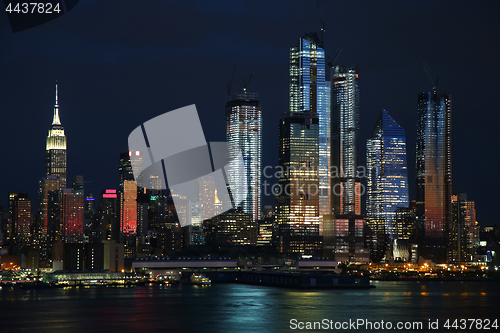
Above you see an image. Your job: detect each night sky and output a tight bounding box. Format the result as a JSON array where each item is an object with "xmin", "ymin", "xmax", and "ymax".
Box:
[{"xmin": 1, "ymin": 0, "xmax": 499, "ymax": 226}]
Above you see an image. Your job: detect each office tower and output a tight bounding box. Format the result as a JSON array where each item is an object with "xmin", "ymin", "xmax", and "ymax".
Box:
[
  {"xmin": 416, "ymin": 92, "xmax": 452, "ymax": 263},
  {"xmin": 121, "ymin": 180, "xmax": 137, "ymax": 257},
  {"xmin": 72, "ymin": 175, "xmax": 84, "ymax": 194},
  {"xmin": 215, "ymin": 208, "xmax": 257, "ymax": 245},
  {"xmin": 84, "ymin": 192, "xmax": 95, "ymax": 229},
  {"xmin": 46, "ymin": 82, "xmax": 67, "ymax": 189},
  {"xmin": 394, "ymin": 206, "xmax": 416, "ymax": 240},
  {"xmin": 8, "ymin": 192, "xmax": 32, "ymax": 254},
  {"xmin": 331, "ymin": 66, "xmax": 360, "ymax": 216},
  {"xmin": 289, "ymin": 31, "xmax": 330, "ymax": 227},
  {"xmin": 366, "ymin": 109, "xmax": 409, "ymax": 237},
  {"xmin": 450, "ymin": 193, "xmax": 477, "ymax": 262},
  {"xmin": 226, "ymin": 90, "xmax": 262, "ymax": 221},
  {"xmin": 118, "ymin": 151, "xmax": 142, "ymax": 257},
  {"xmin": 61, "ymin": 188, "xmax": 84, "ymax": 243},
  {"xmin": 197, "ymin": 176, "xmax": 216, "ymax": 220},
  {"xmin": 0, "ymin": 206, "xmax": 8, "ymax": 248},
  {"xmin": 275, "ymin": 32, "xmax": 325, "ymax": 255},
  {"xmin": 392, "ymin": 205, "xmax": 417, "ymax": 262},
  {"xmin": 331, "ymin": 214, "xmax": 368, "ymax": 262},
  {"xmin": 95, "ymin": 189, "xmax": 119, "ymax": 242},
  {"xmin": 119, "ymin": 151, "xmax": 142, "ymax": 189},
  {"xmin": 329, "ymin": 66, "xmax": 366, "ymax": 262},
  {"xmin": 319, "ymin": 81, "xmax": 331, "ymax": 219},
  {"xmin": 276, "ymin": 113, "xmax": 320, "ymax": 254},
  {"xmin": 37, "ymin": 175, "xmax": 60, "ymax": 260}
]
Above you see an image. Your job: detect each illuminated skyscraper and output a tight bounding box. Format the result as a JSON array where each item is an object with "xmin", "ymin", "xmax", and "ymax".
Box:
[
  {"xmin": 331, "ymin": 66, "xmax": 360, "ymax": 216},
  {"xmin": 289, "ymin": 32, "xmax": 330, "ymax": 228},
  {"xmin": 416, "ymin": 92, "xmax": 452, "ymax": 263},
  {"xmin": 450, "ymin": 193, "xmax": 476, "ymax": 262},
  {"xmin": 121, "ymin": 180, "xmax": 137, "ymax": 258},
  {"xmin": 366, "ymin": 109, "xmax": 409, "ymax": 238},
  {"xmin": 37, "ymin": 175, "xmax": 60, "ymax": 260},
  {"xmin": 226, "ymin": 90, "xmax": 262, "ymax": 222},
  {"xmin": 329, "ymin": 66, "xmax": 367, "ymax": 262},
  {"xmin": 118, "ymin": 151, "xmax": 142, "ymax": 257},
  {"xmin": 61, "ymin": 188, "xmax": 84, "ymax": 243},
  {"xmin": 276, "ymin": 114, "xmax": 320, "ymax": 254},
  {"xmin": 276, "ymin": 32, "xmax": 325, "ymax": 255},
  {"xmin": 8, "ymin": 192, "xmax": 32, "ymax": 254},
  {"xmin": 119, "ymin": 151, "xmax": 142, "ymax": 190},
  {"xmin": 46, "ymin": 81, "xmax": 67, "ymax": 189}
]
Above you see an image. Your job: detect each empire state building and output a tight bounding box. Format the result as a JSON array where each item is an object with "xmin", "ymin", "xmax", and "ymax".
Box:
[{"xmin": 46, "ymin": 81, "xmax": 67, "ymax": 189}]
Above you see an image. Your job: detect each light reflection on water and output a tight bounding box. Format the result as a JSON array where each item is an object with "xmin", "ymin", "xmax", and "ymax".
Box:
[{"xmin": 0, "ymin": 281, "xmax": 498, "ymax": 332}]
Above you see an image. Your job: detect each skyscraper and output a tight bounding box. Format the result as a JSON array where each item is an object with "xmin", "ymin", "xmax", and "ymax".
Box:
[
  {"xmin": 46, "ymin": 81, "xmax": 67, "ymax": 189},
  {"xmin": 366, "ymin": 109, "xmax": 409, "ymax": 238},
  {"xmin": 416, "ymin": 92, "xmax": 452, "ymax": 263},
  {"xmin": 331, "ymin": 66, "xmax": 360, "ymax": 216},
  {"xmin": 329, "ymin": 66, "xmax": 367, "ymax": 262},
  {"xmin": 8, "ymin": 192, "xmax": 32, "ymax": 254},
  {"xmin": 37, "ymin": 175, "xmax": 60, "ymax": 261},
  {"xmin": 276, "ymin": 32, "xmax": 324, "ymax": 254},
  {"xmin": 225, "ymin": 90, "xmax": 262, "ymax": 222},
  {"xmin": 118, "ymin": 151, "xmax": 142, "ymax": 257},
  {"xmin": 289, "ymin": 32, "xmax": 330, "ymax": 229},
  {"xmin": 61, "ymin": 188, "xmax": 84, "ymax": 243},
  {"xmin": 450, "ymin": 193, "xmax": 476, "ymax": 262},
  {"xmin": 121, "ymin": 179, "xmax": 137, "ymax": 258}
]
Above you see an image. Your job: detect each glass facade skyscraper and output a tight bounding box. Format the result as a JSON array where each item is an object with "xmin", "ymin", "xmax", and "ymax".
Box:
[
  {"xmin": 289, "ymin": 32, "xmax": 330, "ymax": 232},
  {"xmin": 276, "ymin": 32, "xmax": 325, "ymax": 255},
  {"xmin": 225, "ymin": 91, "xmax": 262, "ymax": 222},
  {"xmin": 46, "ymin": 82, "xmax": 67, "ymax": 190},
  {"xmin": 331, "ymin": 66, "xmax": 360, "ymax": 216},
  {"xmin": 366, "ymin": 109, "xmax": 409, "ymax": 239},
  {"xmin": 416, "ymin": 92, "xmax": 452, "ymax": 263},
  {"xmin": 276, "ymin": 114, "xmax": 320, "ymax": 237}
]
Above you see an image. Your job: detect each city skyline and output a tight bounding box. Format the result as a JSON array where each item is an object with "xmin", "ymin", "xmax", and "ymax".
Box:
[{"xmin": 1, "ymin": 1, "xmax": 499, "ymax": 228}]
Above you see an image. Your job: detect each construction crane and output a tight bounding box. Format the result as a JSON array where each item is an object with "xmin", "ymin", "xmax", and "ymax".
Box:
[
  {"xmin": 243, "ymin": 72, "xmax": 254, "ymax": 94},
  {"xmin": 317, "ymin": 2, "xmax": 346, "ymax": 68},
  {"xmin": 327, "ymin": 43, "xmax": 347, "ymax": 67},
  {"xmin": 317, "ymin": 1, "xmax": 325, "ymax": 47},
  {"xmin": 226, "ymin": 65, "xmax": 236, "ymax": 100},
  {"xmin": 418, "ymin": 57, "xmax": 439, "ymax": 93}
]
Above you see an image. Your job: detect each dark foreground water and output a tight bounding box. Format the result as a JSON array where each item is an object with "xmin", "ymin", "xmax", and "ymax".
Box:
[{"xmin": 1, "ymin": 281, "xmax": 499, "ymax": 332}]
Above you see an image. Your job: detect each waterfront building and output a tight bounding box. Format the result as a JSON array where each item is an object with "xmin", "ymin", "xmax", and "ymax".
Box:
[
  {"xmin": 416, "ymin": 91, "xmax": 452, "ymax": 263},
  {"xmin": 215, "ymin": 208, "xmax": 257, "ymax": 245},
  {"xmin": 330, "ymin": 214, "xmax": 369, "ymax": 263},
  {"xmin": 366, "ymin": 109, "xmax": 409, "ymax": 238},
  {"xmin": 225, "ymin": 90, "xmax": 262, "ymax": 222},
  {"xmin": 46, "ymin": 81, "xmax": 67, "ymax": 190},
  {"xmin": 393, "ymin": 205, "xmax": 416, "ymax": 241}
]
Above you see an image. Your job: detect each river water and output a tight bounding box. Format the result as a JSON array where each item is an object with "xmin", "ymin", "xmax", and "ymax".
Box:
[{"xmin": 1, "ymin": 281, "xmax": 499, "ymax": 332}]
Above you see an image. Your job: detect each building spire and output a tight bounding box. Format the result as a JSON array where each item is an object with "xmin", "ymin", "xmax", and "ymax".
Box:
[{"xmin": 52, "ymin": 80, "xmax": 61, "ymax": 125}]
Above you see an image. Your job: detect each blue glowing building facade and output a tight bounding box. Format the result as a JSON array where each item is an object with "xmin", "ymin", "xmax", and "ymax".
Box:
[{"xmin": 366, "ymin": 109, "xmax": 409, "ymax": 239}]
